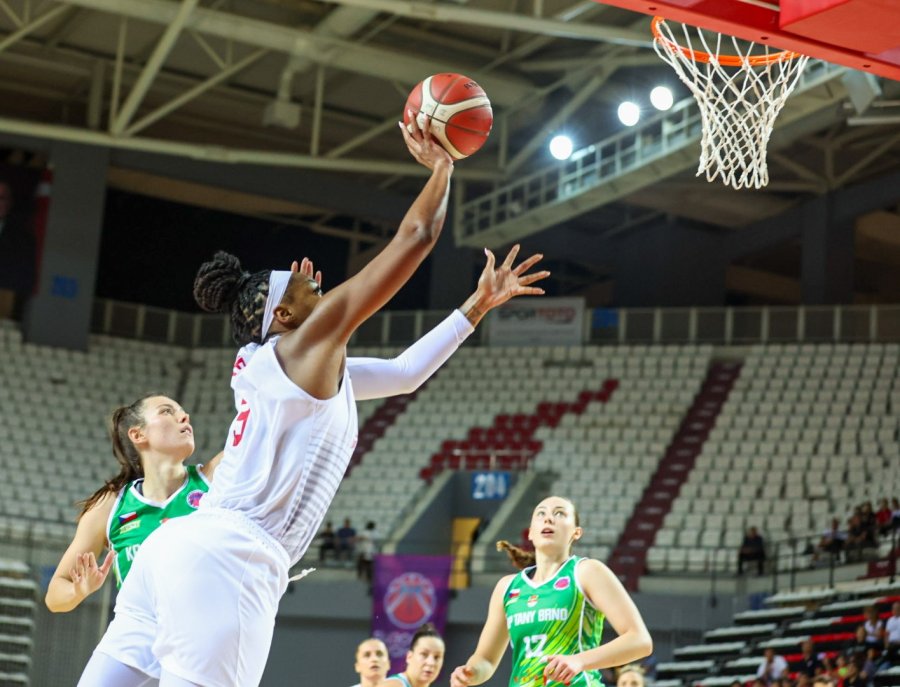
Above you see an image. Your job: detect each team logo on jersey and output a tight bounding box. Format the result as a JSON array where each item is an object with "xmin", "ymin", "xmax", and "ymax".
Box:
[
  {"xmin": 186, "ymin": 490, "xmax": 204, "ymax": 509},
  {"xmin": 119, "ymin": 520, "xmax": 141, "ymax": 534},
  {"xmin": 526, "ymin": 594, "xmax": 539, "ymax": 608},
  {"xmin": 383, "ymin": 572, "xmax": 436, "ymax": 629},
  {"xmin": 506, "ymin": 589, "xmax": 521, "ymax": 605},
  {"xmin": 554, "ymin": 576, "xmax": 571, "ymax": 591},
  {"xmin": 118, "ymin": 511, "xmax": 137, "ymax": 524}
]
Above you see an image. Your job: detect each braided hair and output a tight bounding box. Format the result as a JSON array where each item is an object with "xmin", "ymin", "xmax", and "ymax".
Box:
[
  {"xmin": 193, "ymin": 251, "xmax": 271, "ymax": 345},
  {"xmin": 77, "ymin": 393, "xmax": 159, "ymax": 517}
]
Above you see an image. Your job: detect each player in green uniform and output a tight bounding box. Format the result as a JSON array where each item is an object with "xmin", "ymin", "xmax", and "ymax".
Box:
[
  {"xmin": 45, "ymin": 393, "xmax": 224, "ymax": 612},
  {"xmin": 449, "ymin": 496, "xmax": 652, "ymax": 687},
  {"xmin": 377, "ymin": 624, "xmax": 445, "ymax": 687}
]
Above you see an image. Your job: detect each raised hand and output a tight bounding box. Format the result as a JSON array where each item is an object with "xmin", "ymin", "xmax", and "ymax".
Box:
[
  {"xmin": 399, "ymin": 110, "xmax": 454, "ymax": 171},
  {"xmin": 475, "ymin": 244, "xmax": 549, "ymax": 311},
  {"xmin": 289, "ymin": 257, "xmax": 322, "ymax": 287},
  {"xmin": 70, "ymin": 551, "xmax": 114, "ymax": 600}
]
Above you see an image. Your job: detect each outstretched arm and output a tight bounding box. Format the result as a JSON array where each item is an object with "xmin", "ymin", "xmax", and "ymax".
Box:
[
  {"xmin": 278, "ymin": 115, "xmax": 455, "ymax": 398},
  {"xmin": 348, "ymin": 245, "xmax": 549, "ymax": 400},
  {"xmin": 450, "ymin": 575, "xmax": 514, "ymax": 686},
  {"xmin": 46, "ymin": 494, "xmax": 116, "ymax": 612}
]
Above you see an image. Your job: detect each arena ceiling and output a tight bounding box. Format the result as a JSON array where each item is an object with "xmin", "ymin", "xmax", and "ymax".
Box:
[{"xmin": 1, "ymin": 0, "xmax": 900, "ymax": 303}]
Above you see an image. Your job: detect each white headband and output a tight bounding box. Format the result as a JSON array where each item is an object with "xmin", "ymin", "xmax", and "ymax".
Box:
[{"xmin": 261, "ymin": 270, "xmax": 291, "ymax": 341}]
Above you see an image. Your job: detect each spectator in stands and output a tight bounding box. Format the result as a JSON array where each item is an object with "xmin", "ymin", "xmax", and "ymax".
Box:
[
  {"xmin": 861, "ymin": 648, "xmax": 879, "ymax": 684},
  {"xmin": 860, "ymin": 502, "xmax": 877, "ymax": 532},
  {"xmin": 835, "ymin": 652, "xmax": 852, "ymax": 680},
  {"xmin": 0, "ymin": 179, "xmax": 36, "ymax": 320},
  {"xmin": 46, "ymin": 394, "xmax": 221, "ymax": 613},
  {"xmin": 756, "ymin": 647, "xmax": 789, "ymax": 683},
  {"xmin": 863, "ymin": 606, "xmax": 885, "ymax": 652},
  {"xmin": 891, "ymin": 498, "xmax": 900, "ymax": 531},
  {"xmin": 816, "ymin": 518, "xmax": 846, "ymax": 564},
  {"xmin": 843, "ymin": 660, "xmax": 866, "ymax": 687},
  {"xmin": 876, "ymin": 499, "xmax": 893, "ymax": 537},
  {"xmin": 356, "ymin": 521, "xmax": 380, "ymax": 583},
  {"xmin": 846, "ymin": 514, "xmax": 872, "ymax": 562},
  {"xmin": 812, "ymin": 676, "xmax": 835, "ymax": 687},
  {"xmin": 338, "ymin": 518, "xmax": 358, "ymax": 562},
  {"xmin": 847, "ymin": 625, "xmax": 871, "ymax": 665},
  {"xmin": 350, "ymin": 637, "xmax": 390, "ymax": 687},
  {"xmin": 797, "ymin": 672, "xmax": 812, "ymax": 687},
  {"xmin": 319, "ymin": 521, "xmax": 337, "ymax": 562},
  {"xmin": 799, "ymin": 640, "xmax": 823, "ymax": 677},
  {"xmin": 738, "ymin": 526, "xmax": 766, "ymax": 576},
  {"xmin": 885, "ymin": 601, "xmax": 900, "ymax": 663}
]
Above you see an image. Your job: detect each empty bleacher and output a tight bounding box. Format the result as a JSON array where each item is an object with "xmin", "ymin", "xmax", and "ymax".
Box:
[{"xmin": 648, "ymin": 343, "xmax": 900, "ymax": 575}]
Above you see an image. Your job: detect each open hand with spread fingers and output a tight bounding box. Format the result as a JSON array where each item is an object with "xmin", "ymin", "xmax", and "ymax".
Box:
[
  {"xmin": 476, "ymin": 244, "xmax": 549, "ymax": 311},
  {"xmin": 71, "ymin": 551, "xmax": 115, "ymax": 600},
  {"xmin": 399, "ymin": 110, "xmax": 454, "ymax": 171}
]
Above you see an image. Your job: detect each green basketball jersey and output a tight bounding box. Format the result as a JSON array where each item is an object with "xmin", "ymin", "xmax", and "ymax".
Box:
[
  {"xmin": 504, "ymin": 556, "xmax": 605, "ymax": 687},
  {"xmin": 106, "ymin": 465, "xmax": 209, "ymax": 586}
]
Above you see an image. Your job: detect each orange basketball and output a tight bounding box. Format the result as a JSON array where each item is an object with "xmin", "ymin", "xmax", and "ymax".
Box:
[{"xmin": 403, "ymin": 73, "xmax": 493, "ymax": 160}]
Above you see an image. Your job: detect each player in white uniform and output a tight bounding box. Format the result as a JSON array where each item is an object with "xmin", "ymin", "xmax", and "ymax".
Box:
[{"xmin": 78, "ymin": 115, "xmax": 549, "ymax": 687}]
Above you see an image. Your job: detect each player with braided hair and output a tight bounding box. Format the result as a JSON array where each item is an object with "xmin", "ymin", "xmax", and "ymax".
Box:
[
  {"xmin": 79, "ymin": 115, "xmax": 549, "ymax": 687},
  {"xmin": 450, "ymin": 496, "xmax": 652, "ymax": 687}
]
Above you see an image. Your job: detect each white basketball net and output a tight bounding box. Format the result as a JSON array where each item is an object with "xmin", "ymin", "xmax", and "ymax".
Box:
[{"xmin": 652, "ymin": 18, "xmax": 810, "ymax": 190}]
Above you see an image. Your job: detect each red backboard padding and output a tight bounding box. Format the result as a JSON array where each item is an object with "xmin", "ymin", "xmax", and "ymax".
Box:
[
  {"xmin": 595, "ymin": 0, "xmax": 900, "ymax": 81},
  {"xmin": 780, "ymin": 0, "xmax": 900, "ymax": 54}
]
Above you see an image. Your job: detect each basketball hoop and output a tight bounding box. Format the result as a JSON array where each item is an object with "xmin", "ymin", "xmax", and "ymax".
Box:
[{"xmin": 651, "ymin": 16, "xmax": 810, "ymax": 190}]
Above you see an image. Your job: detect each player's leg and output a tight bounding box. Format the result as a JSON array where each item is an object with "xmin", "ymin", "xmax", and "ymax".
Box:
[{"xmin": 77, "ymin": 652, "xmax": 158, "ymax": 687}]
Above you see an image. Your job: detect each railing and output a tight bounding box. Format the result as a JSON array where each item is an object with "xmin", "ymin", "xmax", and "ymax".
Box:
[
  {"xmin": 455, "ymin": 60, "xmax": 845, "ymax": 242},
  {"xmin": 89, "ymin": 298, "xmax": 900, "ymax": 347}
]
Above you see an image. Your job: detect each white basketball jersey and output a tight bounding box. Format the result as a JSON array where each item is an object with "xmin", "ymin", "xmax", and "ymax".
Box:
[{"xmin": 203, "ymin": 337, "xmax": 358, "ymax": 565}]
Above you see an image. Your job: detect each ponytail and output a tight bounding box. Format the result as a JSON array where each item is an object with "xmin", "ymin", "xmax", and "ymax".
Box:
[
  {"xmin": 77, "ymin": 394, "xmax": 156, "ymax": 518},
  {"xmin": 193, "ymin": 251, "xmax": 271, "ymax": 345},
  {"xmin": 497, "ymin": 540, "xmax": 536, "ymax": 570}
]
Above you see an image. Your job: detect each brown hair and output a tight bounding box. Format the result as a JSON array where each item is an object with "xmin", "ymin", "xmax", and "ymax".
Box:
[
  {"xmin": 409, "ymin": 623, "xmax": 442, "ymax": 651},
  {"xmin": 497, "ymin": 497, "xmax": 581, "ymax": 570},
  {"xmin": 77, "ymin": 393, "xmax": 158, "ymax": 517}
]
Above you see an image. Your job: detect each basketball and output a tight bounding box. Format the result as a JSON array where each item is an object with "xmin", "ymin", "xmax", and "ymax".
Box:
[{"xmin": 403, "ymin": 73, "xmax": 493, "ymax": 160}]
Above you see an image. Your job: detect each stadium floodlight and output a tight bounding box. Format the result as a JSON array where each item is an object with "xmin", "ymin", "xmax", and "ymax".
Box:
[
  {"xmin": 549, "ymin": 134, "xmax": 574, "ymax": 160},
  {"xmin": 617, "ymin": 101, "xmax": 640, "ymax": 126},
  {"xmin": 650, "ymin": 85, "xmax": 674, "ymax": 111}
]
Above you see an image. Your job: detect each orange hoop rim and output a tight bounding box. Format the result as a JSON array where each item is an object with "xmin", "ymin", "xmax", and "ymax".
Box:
[{"xmin": 651, "ymin": 16, "xmax": 803, "ymax": 66}]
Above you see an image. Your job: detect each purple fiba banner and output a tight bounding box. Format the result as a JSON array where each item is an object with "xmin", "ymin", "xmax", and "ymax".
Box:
[{"xmin": 372, "ymin": 554, "xmax": 452, "ymax": 674}]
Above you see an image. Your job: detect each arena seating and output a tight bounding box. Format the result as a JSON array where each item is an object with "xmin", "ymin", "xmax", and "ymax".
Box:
[
  {"xmin": 656, "ymin": 578, "xmax": 900, "ymax": 687},
  {"xmin": 0, "ymin": 558, "xmax": 35, "ymax": 686},
  {"xmin": 0, "ymin": 321, "xmax": 180, "ymax": 539},
  {"xmin": 647, "ymin": 343, "xmax": 900, "ymax": 574}
]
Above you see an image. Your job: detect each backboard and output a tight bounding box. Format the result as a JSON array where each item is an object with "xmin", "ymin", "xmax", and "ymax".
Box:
[{"xmin": 595, "ymin": 0, "xmax": 900, "ymax": 82}]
